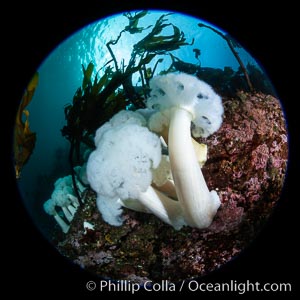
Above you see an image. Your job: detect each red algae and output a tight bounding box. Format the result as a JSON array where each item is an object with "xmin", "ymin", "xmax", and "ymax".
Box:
[{"xmin": 56, "ymin": 92, "xmax": 288, "ymax": 283}]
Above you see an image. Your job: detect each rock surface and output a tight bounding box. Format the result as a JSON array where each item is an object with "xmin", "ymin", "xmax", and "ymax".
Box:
[{"xmin": 55, "ymin": 92, "xmax": 288, "ymax": 283}]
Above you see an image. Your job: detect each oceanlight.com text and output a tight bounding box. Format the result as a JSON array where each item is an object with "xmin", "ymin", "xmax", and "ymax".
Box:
[
  {"xmin": 86, "ymin": 279, "xmax": 292, "ymax": 294},
  {"xmin": 186, "ymin": 280, "xmax": 292, "ymax": 294}
]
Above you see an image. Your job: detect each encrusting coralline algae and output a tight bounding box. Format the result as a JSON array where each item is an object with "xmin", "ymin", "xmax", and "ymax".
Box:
[{"xmin": 55, "ymin": 91, "xmax": 287, "ymax": 283}]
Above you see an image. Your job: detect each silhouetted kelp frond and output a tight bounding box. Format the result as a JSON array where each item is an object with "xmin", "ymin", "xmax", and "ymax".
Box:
[
  {"xmin": 134, "ymin": 13, "xmax": 193, "ymax": 55},
  {"xmin": 198, "ymin": 22, "xmax": 253, "ymax": 92},
  {"xmin": 14, "ymin": 72, "xmax": 38, "ymax": 179},
  {"xmin": 123, "ymin": 10, "xmax": 151, "ymax": 34},
  {"xmin": 61, "ymin": 62, "xmax": 125, "ymax": 154}
]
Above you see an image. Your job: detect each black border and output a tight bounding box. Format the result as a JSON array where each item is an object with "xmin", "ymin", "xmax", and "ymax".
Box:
[{"xmin": 5, "ymin": 1, "xmax": 298, "ymax": 297}]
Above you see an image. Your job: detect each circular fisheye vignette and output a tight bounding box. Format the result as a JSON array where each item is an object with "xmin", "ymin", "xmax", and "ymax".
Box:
[{"xmin": 14, "ymin": 9, "xmax": 288, "ymax": 284}]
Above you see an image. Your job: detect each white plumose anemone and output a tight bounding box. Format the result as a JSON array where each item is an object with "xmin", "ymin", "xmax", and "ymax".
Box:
[{"xmin": 147, "ymin": 72, "xmax": 223, "ymax": 228}]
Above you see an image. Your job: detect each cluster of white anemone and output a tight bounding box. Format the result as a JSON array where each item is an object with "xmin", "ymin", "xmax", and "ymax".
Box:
[
  {"xmin": 43, "ymin": 171, "xmax": 86, "ymax": 233},
  {"xmin": 86, "ymin": 72, "xmax": 224, "ymax": 230}
]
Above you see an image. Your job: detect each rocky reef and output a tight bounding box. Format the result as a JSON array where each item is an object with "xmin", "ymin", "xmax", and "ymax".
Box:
[{"xmin": 54, "ymin": 91, "xmax": 288, "ymax": 283}]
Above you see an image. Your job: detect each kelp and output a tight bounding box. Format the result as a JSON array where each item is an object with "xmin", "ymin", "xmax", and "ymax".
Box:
[
  {"xmin": 62, "ymin": 62, "xmax": 127, "ymax": 204},
  {"xmin": 193, "ymin": 48, "xmax": 201, "ymax": 61},
  {"xmin": 62, "ymin": 12, "xmax": 195, "ymax": 157},
  {"xmin": 14, "ymin": 73, "xmax": 38, "ymax": 179},
  {"xmin": 167, "ymin": 53, "xmax": 201, "ymax": 74},
  {"xmin": 198, "ymin": 23, "xmax": 253, "ymax": 92},
  {"xmin": 133, "ymin": 13, "xmax": 193, "ymax": 55},
  {"xmin": 123, "ymin": 11, "xmax": 151, "ymax": 34}
]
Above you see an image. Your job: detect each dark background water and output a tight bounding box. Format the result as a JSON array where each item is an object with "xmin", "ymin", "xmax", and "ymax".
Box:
[{"xmin": 5, "ymin": 1, "xmax": 298, "ymax": 297}]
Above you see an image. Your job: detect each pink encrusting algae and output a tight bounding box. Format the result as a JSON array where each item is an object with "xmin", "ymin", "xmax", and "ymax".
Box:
[{"xmin": 55, "ymin": 91, "xmax": 288, "ymax": 283}]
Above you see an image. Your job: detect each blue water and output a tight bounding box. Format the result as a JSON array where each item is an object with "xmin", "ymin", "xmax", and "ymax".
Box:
[{"xmin": 17, "ymin": 10, "xmax": 261, "ymax": 237}]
